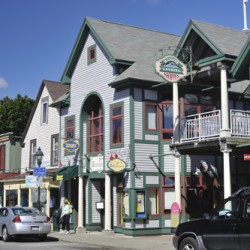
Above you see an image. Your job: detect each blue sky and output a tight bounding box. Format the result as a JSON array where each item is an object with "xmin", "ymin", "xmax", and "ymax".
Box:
[{"xmin": 0, "ymin": 0, "xmax": 247, "ymax": 100}]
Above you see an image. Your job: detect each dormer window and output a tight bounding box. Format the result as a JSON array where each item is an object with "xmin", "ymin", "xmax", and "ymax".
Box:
[{"xmin": 87, "ymin": 44, "xmax": 96, "ymax": 65}]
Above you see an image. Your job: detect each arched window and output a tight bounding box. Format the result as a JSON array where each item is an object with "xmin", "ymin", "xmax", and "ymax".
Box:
[{"xmin": 88, "ymin": 96, "xmax": 103, "ymax": 153}]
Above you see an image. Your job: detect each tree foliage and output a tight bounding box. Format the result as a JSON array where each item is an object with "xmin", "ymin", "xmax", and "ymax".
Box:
[{"xmin": 0, "ymin": 95, "xmax": 35, "ymax": 136}]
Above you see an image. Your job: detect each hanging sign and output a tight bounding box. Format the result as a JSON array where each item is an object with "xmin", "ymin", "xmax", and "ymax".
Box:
[
  {"xmin": 107, "ymin": 157, "xmax": 126, "ymax": 173},
  {"xmin": 63, "ymin": 140, "xmax": 79, "ymax": 152},
  {"xmin": 155, "ymin": 55, "xmax": 187, "ymax": 83}
]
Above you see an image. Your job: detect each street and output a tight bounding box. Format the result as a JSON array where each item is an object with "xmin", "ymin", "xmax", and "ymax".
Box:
[{"xmin": 0, "ymin": 237, "xmax": 108, "ymax": 250}]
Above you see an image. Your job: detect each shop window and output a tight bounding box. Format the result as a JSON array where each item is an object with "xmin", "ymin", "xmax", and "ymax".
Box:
[
  {"xmin": 87, "ymin": 44, "xmax": 96, "ymax": 65},
  {"xmin": 88, "ymin": 97, "xmax": 103, "ymax": 153},
  {"xmin": 6, "ymin": 190, "xmax": 17, "ymax": 206},
  {"xmin": 51, "ymin": 134, "xmax": 59, "ymax": 166},
  {"xmin": 65, "ymin": 116, "xmax": 75, "ymax": 139},
  {"xmin": 120, "ymin": 191, "xmax": 130, "ymax": 221},
  {"xmin": 41, "ymin": 96, "xmax": 49, "ymax": 124},
  {"xmin": 147, "ymin": 188, "xmax": 159, "ymax": 216},
  {"xmin": 163, "ymin": 176, "xmax": 175, "ymax": 215},
  {"xmin": 31, "ymin": 188, "xmax": 47, "ymax": 213},
  {"xmin": 145, "ymin": 103, "xmax": 157, "ymax": 130},
  {"xmin": 111, "ymin": 104, "xmax": 123, "ymax": 146},
  {"xmin": 29, "ymin": 139, "xmax": 36, "ymax": 169},
  {"xmin": 0, "ymin": 145, "xmax": 5, "ymax": 170},
  {"xmin": 21, "ymin": 189, "xmax": 29, "ymax": 207},
  {"xmin": 136, "ymin": 191, "xmax": 146, "ymax": 218}
]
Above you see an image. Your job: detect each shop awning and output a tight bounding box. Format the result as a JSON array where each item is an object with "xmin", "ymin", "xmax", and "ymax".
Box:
[{"xmin": 53, "ymin": 165, "xmax": 78, "ymax": 181}]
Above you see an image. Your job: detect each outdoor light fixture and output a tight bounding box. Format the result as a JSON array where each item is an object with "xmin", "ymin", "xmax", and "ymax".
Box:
[{"xmin": 35, "ymin": 147, "xmax": 44, "ymax": 211}]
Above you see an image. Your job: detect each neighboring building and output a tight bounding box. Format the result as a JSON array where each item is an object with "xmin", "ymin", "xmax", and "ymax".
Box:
[
  {"xmin": 0, "ymin": 132, "xmax": 21, "ymax": 206},
  {"xmin": 1, "ymin": 80, "xmax": 69, "ymax": 218}
]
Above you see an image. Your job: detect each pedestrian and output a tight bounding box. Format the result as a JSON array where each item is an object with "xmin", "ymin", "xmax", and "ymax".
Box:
[{"xmin": 60, "ymin": 199, "xmax": 72, "ymax": 234}]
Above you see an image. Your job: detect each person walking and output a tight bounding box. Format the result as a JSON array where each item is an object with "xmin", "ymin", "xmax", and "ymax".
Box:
[{"xmin": 60, "ymin": 199, "xmax": 72, "ymax": 234}]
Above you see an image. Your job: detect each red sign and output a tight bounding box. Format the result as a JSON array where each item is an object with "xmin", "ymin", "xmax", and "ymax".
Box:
[{"xmin": 244, "ymin": 154, "xmax": 250, "ymax": 161}]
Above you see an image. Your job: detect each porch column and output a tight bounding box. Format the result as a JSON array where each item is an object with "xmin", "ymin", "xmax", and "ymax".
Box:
[
  {"xmin": 78, "ymin": 176, "xmax": 84, "ymax": 229},
  {"xmin": 221, "ymin": 144, "xmax": 232, "ymax": 198},
  {"xmin": 173, "ymin": 82, "xmax": 179, "ymax": 143},
  {"xmin": 104, "ymin": 173, "xmax": 111, "ymax": 231},
  {"xmin": 173, "ymin": 82, "xmax": 181, "ymax": 208},
  {"xmin": 220, "ymin": 65, "xmax": 231, "ymax": 137}
]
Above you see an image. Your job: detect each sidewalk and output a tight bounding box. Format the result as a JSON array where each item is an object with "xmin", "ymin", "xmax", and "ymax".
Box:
[{"xmin": 49, "ymin": 230, "xmax": 175, "ymax": 250}]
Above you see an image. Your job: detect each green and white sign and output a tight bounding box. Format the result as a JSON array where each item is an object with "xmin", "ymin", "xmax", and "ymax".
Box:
[{"xmin": 155, "ymin": 55, "xmax": 187, "ymax": 83}]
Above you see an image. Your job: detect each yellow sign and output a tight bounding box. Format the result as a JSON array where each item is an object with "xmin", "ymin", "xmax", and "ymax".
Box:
[
  {"xmin": 56, "ymin": 175, "xmax": 63, "ymax": 181},
  {"xmin": 108, "ymin": 158, "xmax": 126, "ymax": 173}
]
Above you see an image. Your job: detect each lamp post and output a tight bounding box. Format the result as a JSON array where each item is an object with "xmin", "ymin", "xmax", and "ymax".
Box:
[{"xmin": 35, "ymin": 147, "xmax": 44, "ymax": 211}]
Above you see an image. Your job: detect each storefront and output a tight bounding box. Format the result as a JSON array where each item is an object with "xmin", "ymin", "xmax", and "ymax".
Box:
[{"xmin": 1, "ymin": 174, "xmax": 60, "ymax": 218}]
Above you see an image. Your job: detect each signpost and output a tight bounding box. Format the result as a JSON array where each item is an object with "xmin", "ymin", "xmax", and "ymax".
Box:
[{"xmin": 33, "ymin": 167, "xmax": 46, "ymax": 177}]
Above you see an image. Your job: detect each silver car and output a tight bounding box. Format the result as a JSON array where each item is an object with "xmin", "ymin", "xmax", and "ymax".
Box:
[{"xmin": 0, "ymin": 207, "xmax": 51, "ymax": 242}]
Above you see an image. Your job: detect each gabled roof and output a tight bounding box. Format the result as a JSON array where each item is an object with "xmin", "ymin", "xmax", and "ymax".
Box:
[
  {"xmin": 20, "ymin": 80, "xmax": 69, "ymax": 145},
  {"xmin": 178, "ymin": 20, "xmax": 249, "ymax": 67},
  {"xmin": 231, "ymin": 35, "xmax": 250, "ymax": 80},
  {"xmin": 61, "ymin": 17, "xmax": 181, "ymax": 85}
]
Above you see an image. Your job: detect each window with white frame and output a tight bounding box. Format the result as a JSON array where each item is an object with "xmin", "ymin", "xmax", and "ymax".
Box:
[
  {"xmin": 41, "ymin": 96, "xmax": 49, "ymax": 124},
  {"xmin": 51, "ymin": 134, "xmax": 59, "ymax": 166},
  {"xmin": 145, "ymin": 103, "xmax": 157, "ymax": 130},
  {"xmin": 29, "ymin": 139, "xmax": 36, "ymax": 169}
]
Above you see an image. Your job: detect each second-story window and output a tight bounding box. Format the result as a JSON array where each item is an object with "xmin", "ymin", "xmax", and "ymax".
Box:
[
  {"xmin": 0, "ymin": 145, "xmax": 5, "ymax": 171},
  {"xmin": 29, "ymin": 139, "xmax": 36, "ymax": 169},
  {"xmin": 88, "ymin": 97, "xmax": 103, "ymax": 153},
  {"xmin": 161, "ymin": 102, "xmax": 174, "ymax": 139},
  {"xmin": 65, "ymin": 117, "xmax": 75, "ymax": 139},
  {"xmin": 145, "ymin": 103, "xmax": 157, "ymax": 130},
  {"xmin": 41, "ymin": 97, "xmax": 49, "ymax": 124},
  {"xmin": 111, "ymin": 104, "xmax": 123, "ymax": 145}
]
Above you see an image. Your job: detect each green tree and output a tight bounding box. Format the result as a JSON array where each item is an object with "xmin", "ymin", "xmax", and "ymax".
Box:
[{"xmin": 0, "ymin": 95, "xmax": 35, "ymax": 136}]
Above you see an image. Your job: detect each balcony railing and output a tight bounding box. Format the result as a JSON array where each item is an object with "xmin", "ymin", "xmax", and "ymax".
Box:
[
  {"xmin": 180, "ymin": 110, "xmax": 221, "ymax": 142},
  {"xmin": 230, "ymin": 109, "xmax": 250, "ymax": 137},
  {"xmin": 180, "ymin": 109, "xmax": 250, "ymax": 143}
]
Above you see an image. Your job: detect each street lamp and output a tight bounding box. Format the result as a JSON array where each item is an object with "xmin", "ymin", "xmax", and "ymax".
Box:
[{"xmin": 35, "ymin": 147, "xmax": 44, "ymax": 211}]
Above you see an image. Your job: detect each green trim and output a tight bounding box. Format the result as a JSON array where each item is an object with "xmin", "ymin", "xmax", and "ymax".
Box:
[
  {"xmin": 177, "ymin": 20, "xmax": 222, "ymax": 57},
  {"xmin": 61, "ymin": 18, "xmax": 116, "ymax": 83},
  {"xmin": 87, "ymin": 44, "xmax": 97, "ymax": 65},
  {"xmin": 230, "ymin": 37, "xmax": 250, "ymax": 78},
  {"xmin": 110, "ymin": 101, "xmax": 124, "ymax": 149},
  {"xmin": 197, "ymin": 54, "xmax": 235, "ymax": 68}
]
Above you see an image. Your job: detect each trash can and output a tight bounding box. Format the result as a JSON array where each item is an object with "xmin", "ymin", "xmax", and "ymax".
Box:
[{"xmin": 52, "ymin": 208, "xmax": 61, "ymax": 231}]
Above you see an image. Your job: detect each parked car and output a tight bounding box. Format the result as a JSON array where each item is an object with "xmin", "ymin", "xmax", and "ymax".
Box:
[
  {"xmin": 173, "ymin": 187, "xmax": 250, "ymax": 250},
  {"xmin": 0, "ymin": 206, "xmax": 51, "ymax": 242}
]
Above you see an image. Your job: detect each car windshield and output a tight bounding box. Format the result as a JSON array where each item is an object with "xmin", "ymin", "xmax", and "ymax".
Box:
[{"xmin": 12, "ymin": 208, "xmax": 28, "ymax": 215}]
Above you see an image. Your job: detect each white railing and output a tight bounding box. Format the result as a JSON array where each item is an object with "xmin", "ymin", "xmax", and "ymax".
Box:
[
  {"xmin": 180, "ymin": 110, "xmax": 221, "ymax": 142},
  {"xmin": 230, "ymin": 109, "xmax": 250, "ymax": 137}
]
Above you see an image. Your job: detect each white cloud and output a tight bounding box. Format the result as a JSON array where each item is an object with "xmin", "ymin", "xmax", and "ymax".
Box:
[{"xmin": 0, "ymin": 77, "xmax": 8, "ymax": 89}]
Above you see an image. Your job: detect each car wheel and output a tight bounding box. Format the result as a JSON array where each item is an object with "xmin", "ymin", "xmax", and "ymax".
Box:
[
  {"xmin": 179, "ymin": 237, "xmax": 198, "ymax": 250},
  {"xmin": 38, "ymin": 234, "xmax": 47, "ymax": 241},
  {"xmin": 2, "ymin": 226, "xmax": 11, "ymax": 242}
]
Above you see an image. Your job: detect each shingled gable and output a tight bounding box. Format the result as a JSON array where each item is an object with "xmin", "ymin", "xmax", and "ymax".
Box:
[
  {"xmin": 60, "ymin": 16, "xmax": 181, "ymax": 87},
  {"xmin": 20, "ymin": 80, "xmax": 69, "ymax": 145},
  {"xmin": 177, "ymin": 19, "xmax": 249, "ymax": 68}
]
